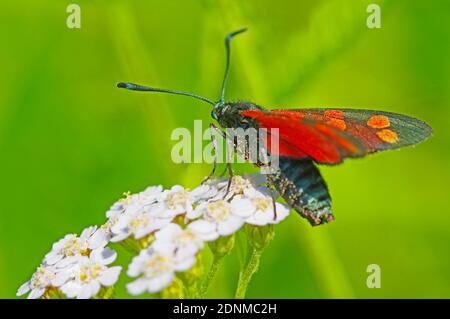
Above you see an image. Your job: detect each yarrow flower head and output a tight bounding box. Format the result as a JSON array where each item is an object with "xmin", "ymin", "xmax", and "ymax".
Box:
[
  {"xmin": 120, "ymin": 186, "xmax": 165, "ymax": 214},
  {"xmin": 107, "ymin": 185, "xmax": 200, "ymax": 243},
  {"xmin": 16, "ymin": 264, "xmax": 65, "ymax": 299},
  {"xmin": 18, "ymin": 175, "xmax": 292, "ymax": 298},
  {"xmin": 123, "ymin": 178, "xmax": 275, "ymax": 296},
  {"xmin": 17, "ymin": 226, "xmax": 121, "ymax": 299},
  {"xmin": 214, "ymin": 175, "xmax": 255, "ymax": 199},
  {"xmin": 152, "ymin": 223, "xmax": 206, "ymax": 259},
  {"xmin": 232, "ymin": 189, "xmax": 290, "ymax": 226},
  {"xmin": 89, "ymin": 187, "xmax": 164, "ymax": 245},
  {"xmin": 110, "ymin": 207, "xmax": 172, "ymax": 242},
  {"xmin": 59, "ymin": 247, "xmax": 122, "ymax": 299},
  {"xmin": 187, "ymin": 200, "xmax": 245, "ymax": 240},
  {"xmin": 159, "ymin": 185, "xmax": 196, "ymax": 216},
  {"xmin": 126, "ymin": 248, "xmax": 195, "ymax": 295},
  {"xmin": 44, "ymin": 226, "xmax": 105, "ymax": 266}
]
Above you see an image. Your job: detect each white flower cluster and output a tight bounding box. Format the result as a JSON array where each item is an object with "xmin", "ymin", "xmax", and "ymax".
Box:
[
  {"xmin": 17, "ymin": 175, "xmax": 290, "ymax": 298},
  {"xmin": 17, "ymin": 226, "xmax": 121, "ymax": 299}
]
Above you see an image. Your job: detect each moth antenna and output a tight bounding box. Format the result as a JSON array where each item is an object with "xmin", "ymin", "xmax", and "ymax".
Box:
[
  {"xmin": 116, "ymin": 82, "xmax": 216, "ymax": 107},
  {"xmin": 220, "ymin": 28, "xmax": 247, "ymax": 104}
]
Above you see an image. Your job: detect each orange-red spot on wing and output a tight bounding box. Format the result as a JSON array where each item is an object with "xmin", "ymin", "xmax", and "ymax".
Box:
[
  {"xmin": 327, "ymin": 118, "xmax": 347, "ymax": 131},
  {"xmin": 324, "ymin": 110, "xmax": 344, "ymax": 119},
  {"xmin": 376, "ymin": 129, "xmax": 399, "ymax": 143},
  {"xmin": 367, "ymin": 115, "xmax": 390, "ymax": 128}
]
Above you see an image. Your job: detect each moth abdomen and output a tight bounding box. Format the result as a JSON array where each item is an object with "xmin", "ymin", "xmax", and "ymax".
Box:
[{"xmin": 268, "ymin": 156, "xmax": 333, "ymax": 226}]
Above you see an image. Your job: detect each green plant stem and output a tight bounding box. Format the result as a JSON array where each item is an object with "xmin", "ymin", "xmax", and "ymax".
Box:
[
  {"xmin": 199, "ymin": 256, "xmax": 224, "ymax": 298},
  {"xmin": 235, "ymin": 247, "xmax": 263, "ymax": 299},
  {"xmin": 94, "ymin": 286, "xmax": 115, "ymax": 299},
  {"xmin": 185, "ymin": 283, "xmax": 197, "ymax": 299}
]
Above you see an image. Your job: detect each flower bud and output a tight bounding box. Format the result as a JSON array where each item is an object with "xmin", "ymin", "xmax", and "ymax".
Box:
[
  {"xmin": 138, "ymin": 233, "xmax": 155, "ymax": 250},
  {"xmin": 119, "ymin": 234, "xmax": 155, "ymax": 254},
  {"xmin": 94, "ymin": 286, "xmax": 115, "ymax": 299},
  {"xmin": 160, "ymin": 278, "xmax": 185, "ymax": 299},
  {"xmin": 245, "ymin": 224, "xmax": 274, "ymax": 250},
  {"xmin": 41, "ymin": 288, "xmax": 64, "ymax": 299},
  {"xmin": 178, "ymin": 253, "xmax": 204, "ymax": 286},
  {"xmin": 208, "ymin": 234, "xmax": 235, "ymax": 259}
]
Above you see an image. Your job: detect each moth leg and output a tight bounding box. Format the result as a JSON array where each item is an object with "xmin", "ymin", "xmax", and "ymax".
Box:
[
  {"xmin": 271, "ymin": 193, "xmax": 277, "ymax": 221},
  {"xmin": 201, "ymin": 123, "xmax": 221, "ymax": 185},
  {"xmin": 224, "ymin": 162, "xmax": 235, "ymax": 199},
  {"xmin": 218, "ymin": 165, "xmax": 228, "ymax": 177},
  {"xmin": 205, "ymin": 123, "xmax": 235, "ymax": 198}
]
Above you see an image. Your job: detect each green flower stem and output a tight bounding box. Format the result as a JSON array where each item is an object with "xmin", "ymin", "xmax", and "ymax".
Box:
[
  {"xmin": 185, "ymin": 282, "xmax": 198, "ymax": 299},
  {"xmin": 160, "ymin": 278, "xmax": 185, "ymax": 299},
  {"xmin": 182, "ymin": 273, "xmax": 200, "ymax": 299},
  {"xmin": 179, "ymin": 253, "xmax": 204, "ymax": 298},
  {"xmin": 42, "ymin": 288, "xmax": 65, "ymax": 299},
  {"xmin": 119, "ymin": 237, "xmax": 141, "ymax": 255},
  {"xmin": 199, "ymin": 256, "xmax": 224, "ymax": 298},
  {"xmin": 235, "ymin": 247, "xmax": 264, "ymax": 299},
  {"xmin": 199, "ymin": 234, "xmax": 235, "ymax": 298},
  {"xmin": 119, "ymin": 235, "xmax": 154, "ymax": 255},
  {"xmin": 95, "ymin": 286, "xmax": 115, "ymax": 299}
]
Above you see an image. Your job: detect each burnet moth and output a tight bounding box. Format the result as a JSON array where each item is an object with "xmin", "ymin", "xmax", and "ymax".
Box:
[{"xmin": 117, "ymin": 29, "xmax": 432, "ymax": 226}]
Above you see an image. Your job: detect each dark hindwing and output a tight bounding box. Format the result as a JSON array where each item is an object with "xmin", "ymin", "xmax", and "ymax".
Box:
[{"xmin": 268, "ymin": 156, "xmax": 333, "ymax": 226}]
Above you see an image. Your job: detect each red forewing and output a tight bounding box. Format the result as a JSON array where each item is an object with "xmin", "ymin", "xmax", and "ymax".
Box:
[{"xmin": 241, "ymin": 108, "xmax": 432, "ymax": 165}]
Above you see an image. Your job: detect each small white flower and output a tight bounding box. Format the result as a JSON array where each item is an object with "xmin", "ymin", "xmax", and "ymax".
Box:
[
  {"xmin": 105, "ymin": 200, "xmax": 126, "ymax": 217},
  {"xmin": 221, "ymin": 175, "xmax": 253, "ymax": 194},
  {"xmin": 139, "ymin": 185, "xmax": 164, "ymax": 204},
  {"xmin": 188, "ymin": 199, "xmax": 244, "ymax": 240},
  {"xmin": 231, "ymin": 191, "xmax": 290, "ymax": 226},
  {"xmin": 158, "ymin": 185, "xmax": 195, "ymax": 217},
  {"xmin": 90, "ymin": 222, "xmax": 114, "ymax": 247},
  {"xmin": 44, "ymin": 226, "xmax": 105, "ymax": 266},
  {"xmin": 59, "ymin": 247, "xmax": 122, "ymax": 299},
  {"xmin": 211, "ymin": 175, "xmax": 267, "ymax": 201},
  {"xmin": 126, "ymin": 248, "xmax": 195, "ymax": 295},
  {"xmin": 189, "ymin": 184, "xmax": 218, "ymax": 201},
  {"xmin": 90, "ymin": 210, "xmax": 122, "ymax": 245},
  {"xmin": 110, "ymin": 208, "xmax": 172, "ymax": 242},
  {"xmin": 152, "ymin": 223, "xmax": 205, "ymax": 259},
  {"xmin": 110, "ymin": 186, "xmax": 164, "ymax": 217},
  {"xmin": 17, "ymin": 264, "xmax": 66, "ymax": 299}
]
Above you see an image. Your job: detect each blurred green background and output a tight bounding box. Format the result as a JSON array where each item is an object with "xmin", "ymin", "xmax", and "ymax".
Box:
[{"xmin": 1, "ymin": 0, "xmax": 449, "ymax": 298}]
